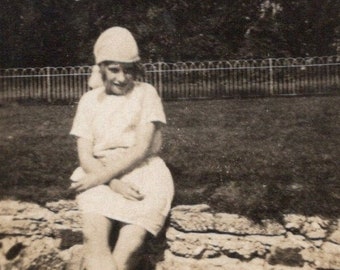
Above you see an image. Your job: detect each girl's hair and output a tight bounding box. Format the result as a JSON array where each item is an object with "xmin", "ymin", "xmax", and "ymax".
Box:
[
  {"xmin": 123, "ymin": 62, "xmax": 145, "ymax": 80},
  {"xmin": 100, "ymin": 61, "xmax": 145, "ymax": 80}
]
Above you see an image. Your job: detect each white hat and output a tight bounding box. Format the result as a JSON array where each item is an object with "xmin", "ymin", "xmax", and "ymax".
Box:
[{"xmin": 94, "ymin": 27, "xmax": 140, "ymax": 64}]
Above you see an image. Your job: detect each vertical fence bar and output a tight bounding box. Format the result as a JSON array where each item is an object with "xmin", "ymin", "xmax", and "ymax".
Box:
[
  {"xmin": 0, "ymin": 70, "xmax": 3, "ymax": 101},
  {"xmin": 157, "ymin": 62, "xmax": 163, "ymax": 98},
  {"xmin": 269, "ymin": 58, "xmax": 274, "ymax": 96},
  {"xmin": 336, "ymin": 56, "xmax": 340, "ymax": 87},
  {"xmin": 261, "ymin": 60, "xmax": 267, "ymax": 96},
  {"xmin": 46, "ymin": 67, "xmax": 51, "ymax": 103},
  {"xmin": 13, "ymin": 69, "xmax": 18, "ymax": 100}
]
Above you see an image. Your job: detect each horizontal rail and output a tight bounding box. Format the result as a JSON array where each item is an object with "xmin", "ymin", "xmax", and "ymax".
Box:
[{"xmin": 0, "ymin": 56, "xmax": 339, "ymax": 102}]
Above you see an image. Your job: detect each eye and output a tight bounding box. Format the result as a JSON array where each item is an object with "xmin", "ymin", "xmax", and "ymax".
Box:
[
  {"xmin": 123, "ymin": 67, "xmax": 134, "ymax": 75},
  {"xmin": 108, "ymin": 67, "xmax": 121, "ymax": 73}
]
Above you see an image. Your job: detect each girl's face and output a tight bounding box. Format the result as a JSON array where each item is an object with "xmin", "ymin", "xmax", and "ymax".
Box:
[{"xmin": 100, "ymin": 62, "xmax": 135, "ymax": 95}]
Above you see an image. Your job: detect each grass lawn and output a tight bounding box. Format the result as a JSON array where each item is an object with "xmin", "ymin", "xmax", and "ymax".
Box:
[{"xmin": 0, "ymin": 96, "xmax": 339, "ymax": 220}]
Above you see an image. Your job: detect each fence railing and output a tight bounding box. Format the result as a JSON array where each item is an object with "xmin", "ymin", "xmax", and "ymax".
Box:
[{"xmin": 0, "ymin": 56, "xmax": 339, "ymax": 103}]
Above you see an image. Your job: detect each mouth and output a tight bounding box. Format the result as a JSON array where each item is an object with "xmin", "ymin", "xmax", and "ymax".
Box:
[
  {"xmin": 111, "ymin": 81, "xmax": 129, "ymax": 88},
  {"xmin": 105, "ymin": 80, "xmax": 133, "ymax": 95}
]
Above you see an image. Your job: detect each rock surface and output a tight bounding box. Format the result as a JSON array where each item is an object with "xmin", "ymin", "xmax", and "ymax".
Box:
[
  {"xmin": 158, "ymin": 204, "xmax": 340, "ymax": 270},
  {"xmin": 0, "ymin": 200, "xmax": 82, "ymax": 270},
  {"xmin": 0, "ymin": 201, "xmax": 340, "ymax": 269}
]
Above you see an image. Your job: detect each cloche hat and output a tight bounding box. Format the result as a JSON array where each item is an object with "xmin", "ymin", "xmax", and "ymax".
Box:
[{"xmin": 94, "ymin": 26, "xmax": 140, "ymax": 64}]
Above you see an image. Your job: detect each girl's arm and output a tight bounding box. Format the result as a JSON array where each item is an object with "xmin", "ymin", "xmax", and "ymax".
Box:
[
  {"xmin": 71, "ymin": 121, "xmax": 157, "ymax": 192},
  {"xmin": 76, "ymin": 137, "xmax": 104, "ymax": 174}
]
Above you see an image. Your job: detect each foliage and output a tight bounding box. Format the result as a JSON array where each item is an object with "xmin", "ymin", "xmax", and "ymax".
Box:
[
  {"xmin": 274, "ymin": 0, "xmax": 340, "ymax": 57},
  {"xmin": 0, "ymin": 0, "xmax": 339, "ymax": 67},
  {"xmin": 240, "ymin": 0, "xmax": 340, "ymax": 58}
]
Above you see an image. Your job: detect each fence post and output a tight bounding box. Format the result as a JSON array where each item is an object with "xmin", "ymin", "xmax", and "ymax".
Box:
[
  {"xmin": 269, "ymin": 58, "xmax": 274, "ymax": 96},
  {"xmin": 47, "ymin": 67, "xmax": 52, "ymax": 103},
  {"xmin": 158, "ymin": 62, "xmax": 163, "ymax": 98}
]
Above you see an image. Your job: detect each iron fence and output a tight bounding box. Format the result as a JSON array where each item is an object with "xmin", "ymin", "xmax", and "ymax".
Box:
[{"xmin": 0, "ymin": 56, "xmax": 339, "ymax": 103}]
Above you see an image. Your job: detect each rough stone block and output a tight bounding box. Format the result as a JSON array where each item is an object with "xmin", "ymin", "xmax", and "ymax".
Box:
[
  {"xmin": 170, "ymin": 205, "xmax": 286, "ymax": 236},
  {"xmin": 166, "ymin": 227, "xmax": 268, "ymax": 260},
  {"xmin": 171, "ymin": 211, "xmax": 215, "ymax": 232},
  {"xmin": 214, "ymin": 213, "xmax": 286, "ymax": 235}
]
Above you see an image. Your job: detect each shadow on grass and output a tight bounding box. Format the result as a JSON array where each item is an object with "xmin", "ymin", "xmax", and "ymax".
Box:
[{"xmin": 0, "ymin": 96, "xmax": 339, "ymax": 221}]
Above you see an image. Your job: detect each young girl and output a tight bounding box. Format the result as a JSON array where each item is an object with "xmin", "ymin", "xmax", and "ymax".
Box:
[{"xmin": 69, "ymin": 27, "xmax": 174, "ymax": 270}]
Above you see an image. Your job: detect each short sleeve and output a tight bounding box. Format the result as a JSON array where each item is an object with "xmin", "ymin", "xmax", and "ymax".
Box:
[
  {"xmin": 70, "ymin": 93, "xmax": 94, "ymax": 141},
  {"xmin": 140, "ymin": 85, "xmax": 166, "ymax": 125}
]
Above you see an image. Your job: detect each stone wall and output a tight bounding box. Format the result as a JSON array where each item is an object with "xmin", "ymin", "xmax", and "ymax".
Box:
[
  {"xmin": 0, "ymin": 200, "xmax": 83, "ymax": 270},
  {"xmin": 0, "ymin": 200, "xmax": 340, "ymax": 269},
  {"xmin": 157, "ymin": 204, "xmax": 340, "ymax": 270}
]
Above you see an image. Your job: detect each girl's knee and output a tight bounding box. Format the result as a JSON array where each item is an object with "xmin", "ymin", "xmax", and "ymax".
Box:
[{"xmin": 82, "ymin": 213, "xmax": 112, "ymax": 244}]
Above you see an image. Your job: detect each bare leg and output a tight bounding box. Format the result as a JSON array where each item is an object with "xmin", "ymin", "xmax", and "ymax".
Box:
[
  {"xmin": 112, "ymin": 223, "xmax": 147, "ymax": 270},
  {"xmin": 82, "ymin": 212, "xmax": 117, "ymax": 270}
]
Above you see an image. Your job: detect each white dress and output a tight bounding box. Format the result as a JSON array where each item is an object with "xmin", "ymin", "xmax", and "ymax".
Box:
[{"xmin": 70, "ymin": 82, "xmax": 174, "ymax": 236}]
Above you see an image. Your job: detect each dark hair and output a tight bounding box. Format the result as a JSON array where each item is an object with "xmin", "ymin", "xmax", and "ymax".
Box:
[
  {"xmin": 123, "ymin": 62, "xmax": 145, "ymax": 80},
  {"xmin": 99, "ymin": 61, "xmax": 145, "ymax": 80}
]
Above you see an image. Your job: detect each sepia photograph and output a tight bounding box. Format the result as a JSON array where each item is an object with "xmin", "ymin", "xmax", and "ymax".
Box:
[{"xmin": 0, "ymin": 1, "xmax": 339, "ymax": 269}]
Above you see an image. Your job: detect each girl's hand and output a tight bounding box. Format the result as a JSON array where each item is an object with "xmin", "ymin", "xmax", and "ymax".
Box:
[
  {"xmin": 109, "ymin": 180, "xmax": 144, "ymax": 201},
  {"xmin": 69, "ymin": 173, "xmax": 100, "ymax": 192}
]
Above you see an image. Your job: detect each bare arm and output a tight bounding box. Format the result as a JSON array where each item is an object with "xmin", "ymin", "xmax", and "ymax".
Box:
[
  {"xmin": 71, "ymin": 121, "xmax": 157, "ymax": 192},
  {"xmin": 106, "ymin": 122, "xmax": 156, "ymax": 176},
  {"xmin": 76, "ymin": 137, "xmax": 104, "ymax": 174}
]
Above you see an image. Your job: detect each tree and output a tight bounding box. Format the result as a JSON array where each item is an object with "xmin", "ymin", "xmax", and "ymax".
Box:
[
  {"xmin": 0, "ymin": 0, "xmax": 338, "ymax": 67},
  {"xmin": 239, "ymin": 0, "xmax": 340, "ymax": 58},
  {"xmin": 278, "ymin": 0, "xmax": 340, "ymax": 56},
  {"xmin": 143, "ymin": 0, "xmax": 264, "ymax": 61},
  {"xmin": 239, "ymin": 0, "xmax": 289, "ymax": 58},
  {"xmin": 0, "ymin": 0, "xmax": 28, "ymax": 67}
]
